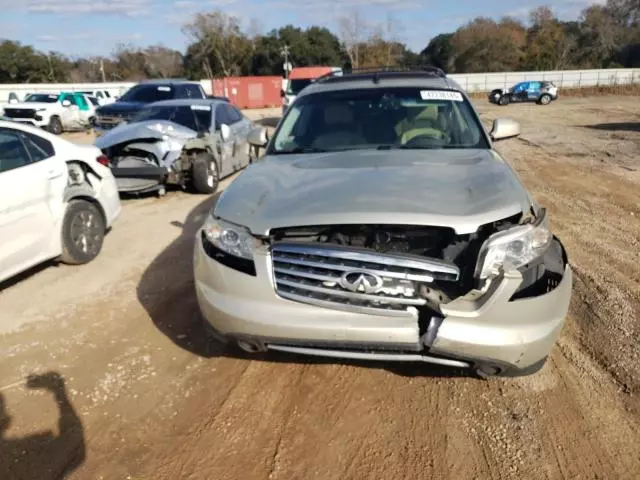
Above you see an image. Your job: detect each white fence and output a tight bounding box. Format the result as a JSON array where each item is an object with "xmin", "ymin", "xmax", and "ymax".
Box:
[
  {"xmin": 0, "ymin": 69, "xmax": 638, "ymax": 102},
  {"xmin": 0, "ymin": 80, "xmax": 213, "ymax": 102},
  {"xmin": 449, "ymin": 68, "xmax": 640, "ymax": 93}
]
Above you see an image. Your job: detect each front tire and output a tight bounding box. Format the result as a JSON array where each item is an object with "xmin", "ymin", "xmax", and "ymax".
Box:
[
  {"xmin": 249, "ymin": 144, "xmax": 258, "ymax": 164},
  {"xmin": 191, "ymin": 153, "xmax": 219, "ymax": 194},
  {"xmin": 498, "ymin": 95, "xmax": 509, "ymax": 106},
  {"xmin": 48, "ymin": 116, "xmax": 63, "ymax": 135},
  {"xmin": 60, "ymin": 200, "xmax": 105, "ymax": 265},
  {"xmin": 538, "ymin": 94, "xmax": 552, "ymax": 105}
]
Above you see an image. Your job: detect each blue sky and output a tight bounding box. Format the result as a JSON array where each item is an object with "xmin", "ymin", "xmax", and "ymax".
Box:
[{"xmin": 0, "ymin": 0, "xmax": 602, "ymax": 57}]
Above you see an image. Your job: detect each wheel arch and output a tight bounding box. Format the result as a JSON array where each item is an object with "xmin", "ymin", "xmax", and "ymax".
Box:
[
  {"xmin": 66, "ymin": 159, "xmax": 102, "ymax": 181},
  {"xmin": 48, "ymin": 114, "xmax": 63, "ymax": 133},
  {"xmin": 64, "ymin": 192, "xmax": 107, "ymax": 232}
]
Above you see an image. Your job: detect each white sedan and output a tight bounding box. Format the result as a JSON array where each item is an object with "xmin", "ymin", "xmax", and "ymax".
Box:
[{"xmin": 0, "ymin": 120, "xmax": 121, "ymax": 284}]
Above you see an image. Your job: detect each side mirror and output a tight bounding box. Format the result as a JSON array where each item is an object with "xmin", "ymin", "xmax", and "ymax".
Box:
[
  {"xmin": 280, "ymin": 89, "xmax": 285, "ymax": 98},
  {"xmin": 247, "ymin": 126, "xmax": 268, "ymax": 147},
  {"xmin": 61, "ymin": 99, "xmax": 72, "ymax": 107},
  {"xmin": 220, "ymin": 123, "xmax": 230, "ymax": 141},
  {"xmin": 490, "ymin": 118, "xmax": 520, "ymax": 141}
]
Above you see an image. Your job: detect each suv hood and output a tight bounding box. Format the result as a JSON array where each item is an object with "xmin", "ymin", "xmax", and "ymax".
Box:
[
  {"xmin": 96, "ymin": 101, "xmax": 144, "ymax": 116},
  {"xmin": 214, "ymin": 149, "xmax": 533, "ymax": 236}
]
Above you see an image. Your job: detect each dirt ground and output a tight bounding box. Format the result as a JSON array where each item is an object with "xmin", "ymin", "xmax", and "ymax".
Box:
[{"xmin": 1, "ymin": 98, "xmax": 639, "ymax": 480}]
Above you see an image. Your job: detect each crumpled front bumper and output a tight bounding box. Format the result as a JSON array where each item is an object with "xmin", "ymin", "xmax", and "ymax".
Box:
[{"xmin": 194, "ymin": 233, "xmax": 572, "ymax": 375}]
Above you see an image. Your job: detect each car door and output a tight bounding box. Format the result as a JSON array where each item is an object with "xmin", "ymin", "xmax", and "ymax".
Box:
[
  {"xmin": 512, "ymin": 82, "xmax": 527, "ymax": 102},
  {"xmin": 74, "ymin": 93, "xmax": 93, "ymax": 124},
  {"xmin": 224, "ymin": 103, "xmax": 245, "ymax": 173},
  {"xmin": 527, "ymin": 82, "xmax": 542, "ymax": 102},
  {"xmin": 229, "ymin": 105, "xmax": 253, "ymax": 168},
  {"xmin": 0, "ymin": 128, "xmax": 63, "ymax": 282},
  {"xmin": 214, "ymin": 104, "xmax": 235, "ymax": 178},
  {"xmin": 59, "ymin": 93, "xmax": 82, "ymax": 129}
]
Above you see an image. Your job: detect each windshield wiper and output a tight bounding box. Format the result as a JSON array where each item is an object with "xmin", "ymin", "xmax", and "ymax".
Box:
[
  {"xmin": 276, "ymin": 147, "xmax": 328, "ymax": 154},
  {"xmin": 377, "ymin": 144, "xmax": 440, "ymax": 150}
]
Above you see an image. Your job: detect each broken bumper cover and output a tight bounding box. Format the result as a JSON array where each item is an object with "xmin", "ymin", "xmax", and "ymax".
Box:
[
  {"xmin": 110, "ymin": 166, "xmax": 167, "ymax": 192},
  {"xmin": 194, "ymin": 233, "xmax": 572, "ymax": 375}
]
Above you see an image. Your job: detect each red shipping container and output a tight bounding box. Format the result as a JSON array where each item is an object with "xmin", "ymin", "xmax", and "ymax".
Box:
[{"xmin": 211, "ymin": 76, "xmax": 282, "ymax": 109}]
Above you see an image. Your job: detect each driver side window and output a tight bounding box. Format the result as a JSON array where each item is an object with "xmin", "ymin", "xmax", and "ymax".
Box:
[
  {"xmin": 0, "ymin": 130, "xmax": 31, "ymax": 173},
  {"xmin": 215, "ymin": 105, "xmax": 232, "ymax": 130},
  {"xmin": 61, "ymin": 94, "xmax": 77, "ymax": 106}
]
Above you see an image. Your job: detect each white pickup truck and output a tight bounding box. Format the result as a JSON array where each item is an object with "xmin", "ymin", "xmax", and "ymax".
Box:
[
  {"xmin": 79, "ymin": 89, "xmax": 116, "ymax": 106},
  {"xmin": 1, "ymin": 92, "xmax": 96, "ymax": 135}
]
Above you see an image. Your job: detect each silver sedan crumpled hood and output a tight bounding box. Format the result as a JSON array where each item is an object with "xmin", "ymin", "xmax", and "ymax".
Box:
[
  {"xmin": 95, "ymin": 120, "xmax": 197, "ymax": 149},
  {"xmin": 215, "ymin": 149, "xmax": 534, "ymax": 236}
]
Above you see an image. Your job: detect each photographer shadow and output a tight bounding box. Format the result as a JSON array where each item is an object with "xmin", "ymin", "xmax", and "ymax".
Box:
[{"xmin": 0, "ymin": 372, "xmax": 85, "ymax": 480}]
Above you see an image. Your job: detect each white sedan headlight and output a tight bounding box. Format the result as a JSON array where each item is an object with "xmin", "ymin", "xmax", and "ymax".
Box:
[
  {"xmin": 203, "ymin": 215, "xmax": 253, "ymax": 260},
  {"xmin": 476, "ymin": 221, "xmax": 552, "ymax": 280}
]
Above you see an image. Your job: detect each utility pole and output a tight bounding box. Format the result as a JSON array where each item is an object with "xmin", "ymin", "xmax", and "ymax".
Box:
[
  {"xmin": 100, "ymin": 58, "xmax": 106, "ymax": 83},
  {"xmin": 280, "ymin": 44, "xmax": 291, "ymax": 79}
]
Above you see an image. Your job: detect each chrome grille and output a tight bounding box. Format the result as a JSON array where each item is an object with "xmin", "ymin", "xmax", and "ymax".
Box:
[
  {"xmin": 95, "ymin": 115, "xmax": 125, "ymax": 129},
  {"xmin": 3, "ymin": 108, "xmax": 36, "ymax": 119},
  {"xmin": 272, "ymin": 243, "xmax": 460, "ymax": 316}
]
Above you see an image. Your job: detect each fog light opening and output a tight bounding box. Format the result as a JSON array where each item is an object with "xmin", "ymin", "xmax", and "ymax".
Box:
[
  {"xmin": 237, "ymin": 339, "xmax": 265, "ymax": 353},
  {"xmin": 474, "ymin": 364, "xmax": 503, "ymax": 379}
]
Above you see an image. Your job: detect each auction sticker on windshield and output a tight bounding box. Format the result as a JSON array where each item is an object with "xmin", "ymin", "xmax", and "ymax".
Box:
[
  {"xmin": 191, "ymin": 105, "xmax": 211, "ymax": 111},
  {"xmin": 420, "ymin": 90, "xmax": 464, "ymax": 102}
]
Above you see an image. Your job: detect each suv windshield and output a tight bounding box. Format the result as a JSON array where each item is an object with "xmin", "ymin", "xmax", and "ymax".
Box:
[
  {"xmin": 119, "ymin": 85, "xmax": 175, "ymax": 103},
  {"xmin": 130, "ymin": 105, "xmax": 211, "ymax": 131},
  {"xmin": 270, "ymin": 87, "xmax": 489, "ymax": 154},
  {"xmin": 24, "ymin": 94, "xmax": 59, "ymax": 103},
  {"xmin": 286, "ymin": 79, "xmax": 313, "ymax": 95}
]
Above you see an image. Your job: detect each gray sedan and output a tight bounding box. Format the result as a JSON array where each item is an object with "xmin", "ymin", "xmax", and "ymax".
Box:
[{"xmin": 95, "ymin": 99, "xmax": 261, "ymax": 196}]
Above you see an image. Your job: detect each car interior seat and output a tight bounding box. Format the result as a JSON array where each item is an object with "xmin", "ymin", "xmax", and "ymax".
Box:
[
  {"xmin": 312, "ymin": 104, "xmax": 365, "ymax": 150},
  {"xmin": 398, "ymin": 105, "xmax": 446, "ymax": 144}
]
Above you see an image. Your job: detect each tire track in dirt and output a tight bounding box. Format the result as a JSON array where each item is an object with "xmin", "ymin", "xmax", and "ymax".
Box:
[{"xmin": 492, "ymin": 114, "xmax": 640, "ymax": 409}]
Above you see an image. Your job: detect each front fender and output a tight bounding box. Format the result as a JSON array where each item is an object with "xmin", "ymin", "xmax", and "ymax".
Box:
[{"xmin": 64, "ymin": 183, "xmax": 96, "ymax": 203}]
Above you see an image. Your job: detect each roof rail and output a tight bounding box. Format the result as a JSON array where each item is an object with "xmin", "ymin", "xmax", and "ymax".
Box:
[
  {"xmin": 313, "ymin": 65, "xmax": 447, "ymax": 84},
  {"xmin": 138, "ymin": 78, "xmax": 192, "ymax": 83}
]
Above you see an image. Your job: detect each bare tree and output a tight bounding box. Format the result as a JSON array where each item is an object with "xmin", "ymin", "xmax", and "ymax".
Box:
[
  {"xmin": 529, "ymin": 5, "xmax": 555, "ymax": 26},
  {"xmin": 338, "ymin": 10, "xmax": 367, "ymax": 68},
  {"xmin": 142, "ymin": 45, "xmax": 184, "ymax": 78},
  {"xmin": 384, "ymin": 14, "xmax": 402, "ymax": 66},
  {"xmin": 182, "ymin": 10, "xmax": 251, "ymax": 77}
]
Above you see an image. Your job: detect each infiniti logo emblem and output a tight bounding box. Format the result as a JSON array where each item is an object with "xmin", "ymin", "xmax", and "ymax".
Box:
[{"xmin": 339, "ymin": 270, "xmax": 384, "ymax": 294}]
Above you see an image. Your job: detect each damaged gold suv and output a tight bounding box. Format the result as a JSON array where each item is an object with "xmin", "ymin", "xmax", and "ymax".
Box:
[{"xmin": 193, "ymin": 67, "xmax": 572, "ymax": 378}]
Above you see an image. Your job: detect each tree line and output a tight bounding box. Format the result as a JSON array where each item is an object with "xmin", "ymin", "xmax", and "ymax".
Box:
[{"xmin": 0, "ymin": 0, "xmax": 638, "ymax": 84}]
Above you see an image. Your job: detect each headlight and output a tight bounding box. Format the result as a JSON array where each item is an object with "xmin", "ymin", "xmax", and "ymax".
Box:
[
  {"xmin": 475, "ymin": 221, "xmax": 552, "ymax": 280},
  {"xmin": 36, "ymin": 108, "xmax": 47, "ymax": 112},
  {"xmin": 202, "ymin": 215, "xmax": 253, "ymax": 260}
]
